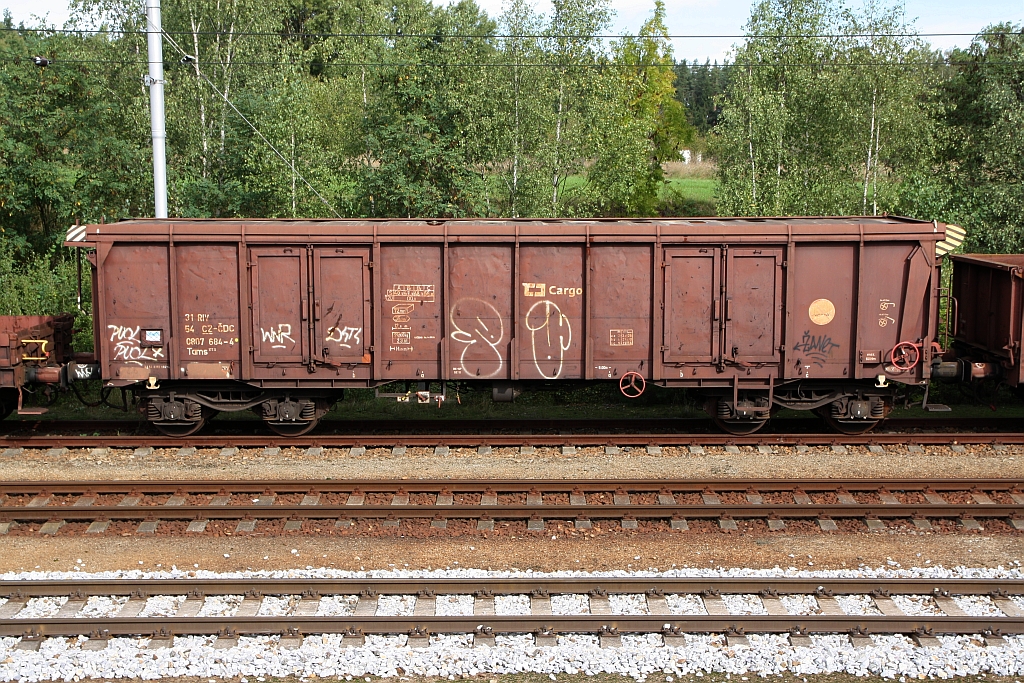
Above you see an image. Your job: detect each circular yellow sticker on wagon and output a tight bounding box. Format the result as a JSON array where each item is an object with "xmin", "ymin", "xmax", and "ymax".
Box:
[{"xmin": 808, "ymin": 298, "xmax": 836, "ymax": 325}]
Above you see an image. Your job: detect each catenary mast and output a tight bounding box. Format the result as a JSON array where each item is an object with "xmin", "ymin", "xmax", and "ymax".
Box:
[{"xmin": 145, "ymin": 0, "xmax": 168, "ymax": 218}]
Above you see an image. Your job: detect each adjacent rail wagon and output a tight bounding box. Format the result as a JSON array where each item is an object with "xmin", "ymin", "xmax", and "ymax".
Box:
[
  {"xmin": 50, "ymin": 216, "xmax": 953, "ymax": 436},
  {"xmin": 948, "ymin": 254, "xmax": 1024, "ymax": 388}
]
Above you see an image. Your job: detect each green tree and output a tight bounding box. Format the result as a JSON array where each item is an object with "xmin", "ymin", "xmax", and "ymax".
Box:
[
  {"xmin": 486, "ymin": 0, "xmax": 548, "ymax": 217},
  {"xmin": 587, "ymin": 0, "xmax": 693, "ymax": 215},
  {"xmin": 674, "ymin": 59, "xmax": 728, "ymax": 133},
  {"xmin": 0, "ymin": 15, "xmax": 150, "ymax": 249},
  {"xmin": 713, "ymin": 0, "xmax": 936, "ymax": 218},
  {"xmin": 933, "ymin": 24, "xmax": 1024, "ymax": 252},
  {"xmin": 359, "ymin": 0, "xmax": 496, "ymax": 218}
]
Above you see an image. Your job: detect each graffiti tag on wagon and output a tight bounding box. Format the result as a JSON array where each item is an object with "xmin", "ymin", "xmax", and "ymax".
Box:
[
  {"xmin": 449, "ymin": 298, "xmax": 505, "ymax": 378},
  {"xmin": 526, "ymin": 300, "xmax": 572, "ymax": 379},
  {"xmin": 326, "ymin": 325, "xmax": 362, "ymax": 349},
  {"xmin": 108, "ymin": 325, "xmax": 165, "ymax": 364},
  {"xmin": 260, "ymin": 323, "xmax": 296, "ymax": 350},
  {"xmin": 792, "ymin": 329, "xmax": 840, "ymax": 368}
]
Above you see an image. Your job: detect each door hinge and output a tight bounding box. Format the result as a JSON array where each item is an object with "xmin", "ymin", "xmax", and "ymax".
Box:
[
  {"xmin": 367, "ymin": 261, "xmax": 374, "ymax": 268},
  {"xmin": 779, "ymin": 345, "xmax": 785, "ymax": 353}
]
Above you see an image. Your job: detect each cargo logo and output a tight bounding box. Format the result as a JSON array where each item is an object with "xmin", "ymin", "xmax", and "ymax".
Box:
[
  {"xmin": 450, "ymin": 299, "xmax": 505, "ymax": 378},
  {"xmin": 522, "ymin": 283, "xmax": 582, "ymax": 298},
  {"xmin": 260, "ymin": 323, "xmax": 295, "ymax": 350},
  {"xmin": 108, "ymin": 325, "xmax": 165, "ymax": 365},
  {"xmin": 526, "ymin": 300, "xmax": 572, "ymax": 379}
]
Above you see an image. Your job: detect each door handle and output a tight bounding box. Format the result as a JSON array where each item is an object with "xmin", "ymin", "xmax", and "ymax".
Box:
[
  {"xmin": 726, "ymin": 298, "xmax": 733, "ymax": 320},
  {"xmin": 301, "ymin": 299, "xmax": 308, "ymax": 321},
  {"xmin": 713, "ymin": 299, "xmax": 720, "ymax": 320},
  {"xmin": 314, "ymin": 299, "xmax": 321, "ymax": 320}
]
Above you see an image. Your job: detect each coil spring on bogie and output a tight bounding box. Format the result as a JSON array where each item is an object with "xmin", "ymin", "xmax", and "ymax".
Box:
[
  {"xmin": 831, "ymin": 402, "xmax": 843, "ymax": 418},
  {"xmin": 146, "ymin": 402, "xmax": 161, "ymax": 421},
  {"xmin": 717, "ymin": 400, "xmax": 732, "ymax": 419},
  {"xmin": 300, "ymin": 401, "xmax": 316, "ymax": 420},
  {"xmin": 871, "ymin": 401, "xmax": 885, "ymax": 418}
]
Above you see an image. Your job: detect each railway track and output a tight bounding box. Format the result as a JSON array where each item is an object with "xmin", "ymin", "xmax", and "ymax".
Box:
[
  {"xmin": 1, "ymin": 432, "xmax": 1023, "ymax": 450},
  {"xmin": 2, "ymin": 576, "xmax": 1023, "ymax": 649},
  {"xmin": 3, "ymin": 478, "xmax": 1023, "ymax": 535},
  {"xmin": 3, "ymin": 416, "xmax": 1022, "ymax": 436}
]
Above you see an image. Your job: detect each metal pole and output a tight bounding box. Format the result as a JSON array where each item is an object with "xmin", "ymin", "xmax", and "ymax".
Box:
[{"xmin": 146, "ymin": 0, "xmax": 168, "ymax": 218}]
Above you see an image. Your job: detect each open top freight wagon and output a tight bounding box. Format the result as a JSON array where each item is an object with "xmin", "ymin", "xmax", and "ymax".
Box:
[{"xmin": 66, "ymin": 216, "xmax": 952, "ymax": 435}]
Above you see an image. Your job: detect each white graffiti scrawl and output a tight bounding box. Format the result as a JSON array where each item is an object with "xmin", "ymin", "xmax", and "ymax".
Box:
[
  {"xmin": 326, "ymin": 326, "xmax": 362, "ymax": 349},
  {"xmin": 260, "ymin": 324, "xmax": 295, "ymax": 350},
  {"xmin": 108, "ymin": 325, "xmax": 164, "ymax": 365},
  {"xmin": 449, "ymin": 298, "xmax": 505, "ymax": 378},
  {"xmin": 525, "ymin": 300, "xmax": 572, "ymax": 379}
]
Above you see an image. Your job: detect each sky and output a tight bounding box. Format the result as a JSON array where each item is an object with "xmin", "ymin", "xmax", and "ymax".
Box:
[{"xmin": 3, "ymin": 0, "xmax": 1023, "ymax": 62}]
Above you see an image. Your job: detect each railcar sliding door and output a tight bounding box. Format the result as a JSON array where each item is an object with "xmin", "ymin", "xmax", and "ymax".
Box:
[
  {"xmin": 663, "ymin": 247, "xmax": 720, "ymax": 364},
  {"xmin": 250, "ymin": 247, "xmax": 308, "ymax": 371},
  {"xmin": 723, "ymin": 248, "xmax": 782, "ymax": 364},
  {"xmin": 313, "ymin": 248, "xmax": 370, "ymax": 368}
]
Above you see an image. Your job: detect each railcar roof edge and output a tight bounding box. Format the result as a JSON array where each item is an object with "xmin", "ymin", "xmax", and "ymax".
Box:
[{"xmin": 70, "ymin": 215, "xmax": 945, "ymax": 241}]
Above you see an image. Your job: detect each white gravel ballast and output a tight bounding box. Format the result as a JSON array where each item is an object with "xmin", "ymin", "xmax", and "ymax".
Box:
[{"xmin": 1, "ymin": 564, "xmax": 1024, "ymax": 682}]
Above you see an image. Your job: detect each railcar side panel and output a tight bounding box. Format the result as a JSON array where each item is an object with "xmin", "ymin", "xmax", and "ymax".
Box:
[
  {"xmin": 786, "ymin": 243, "xmax": 854, "ymax": 380},
  {"xmin": 448, "ymin": 244, "xmax": 513, "ymax": 381},
  {"xmin": 590, "ymin": 245, "xmax": 652, "ymax": 379},
  {"xmin": 517, "ymin": 244, "xmax": 584, "ymax": 380},
  {"xmin": 856, "ymin": 242, "xmax": 930, "ymax": 382},
  {"xmin": 102, "ymin": 243, "xmax": 171, "ymax": 382},
  {"xmin": 380, "ymin": 244, "xmax": 442, "ymax": 380},
  {"xmin": 175, "ymin": 243, "xmax": 241, "ymax": 380}
]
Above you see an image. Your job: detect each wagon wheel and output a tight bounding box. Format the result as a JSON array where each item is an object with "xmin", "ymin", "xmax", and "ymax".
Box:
[
  {"xmin": 814, "ymin": 407, "xmax": 880, "ymax": 435},
  {"xmin": 152, "ymin": 407, "xmax": 216, "ymax": 438},
  {"xmin": 153, "ymin": 418, "xmax": 208, "ymax": 438},
  {"xmin": 711, "ymin": 415, "xmax": 768, "ymax": 435},
  {"xmin": 0, "ymin": 389, "xmax": 16, "ymax": 421},
  {"xmin": 266, "ymin": 417, "xmax": 320, "ymax": 437}
]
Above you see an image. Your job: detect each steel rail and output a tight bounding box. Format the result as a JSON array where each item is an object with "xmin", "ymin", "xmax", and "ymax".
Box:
[
  {"xmin": 3, "ymin": 416, "xmax": 1021, "ymax": 437},
  {"xmin": 1, "ymin": 477, "xmax": 1022, "ymax": 493},
  {"xmin": 2, "ymin": 503, "xmax": 1023, "ymax": 523},
  {"xmin": 4, "ymin": 577, "xmax": 1024, "ymax": 596},
  {"xmin": 6, "ymin": 615, "xmax": 1023, "ymax": 639},
  {"xmin": 2, "ymin": 478, "xmax": 1023, "ymax": 531},
  {"xmin": 2, "ymin": 432, "xmax": 1023, "ymax": 449},
  {"xmin": 3, "ymin": 578, "xmax": 1024, "ymax": 641}
]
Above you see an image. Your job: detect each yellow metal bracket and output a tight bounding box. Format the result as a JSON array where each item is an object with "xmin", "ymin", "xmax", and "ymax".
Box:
[{"xmin": 20, "ymin": 339, "xmax": 49, "ymax": 361}]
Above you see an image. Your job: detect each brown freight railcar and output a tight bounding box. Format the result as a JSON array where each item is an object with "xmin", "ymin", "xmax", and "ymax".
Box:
[
  {"xmin": 947, "ymin": 254, "xmax": 1024, "ymax": 391},
  {"xmin": 0, "ymin": 314, "xmax": 77, "ymax": 418},
  {"xmin": 67, "ymin": 216, "xmax": 949, "ymax": 436}
]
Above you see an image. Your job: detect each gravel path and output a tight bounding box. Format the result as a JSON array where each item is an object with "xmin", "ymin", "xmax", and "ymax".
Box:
[{"xmin": 1, "ymin": 444, "xmax": 1021, "ymax": 483}]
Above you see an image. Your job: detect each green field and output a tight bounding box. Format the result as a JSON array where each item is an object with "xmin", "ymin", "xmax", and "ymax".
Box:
[{"xmin": 663, "ymin": 178, "xmax": 717, "ymax": 204}]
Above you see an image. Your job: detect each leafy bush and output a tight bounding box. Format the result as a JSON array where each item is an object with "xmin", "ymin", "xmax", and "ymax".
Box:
[{"xmin": 0, "ymin": 236, "xmax": 92, "ymax": 351}]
